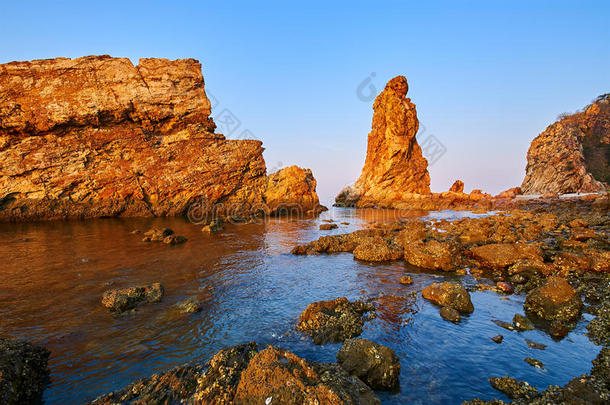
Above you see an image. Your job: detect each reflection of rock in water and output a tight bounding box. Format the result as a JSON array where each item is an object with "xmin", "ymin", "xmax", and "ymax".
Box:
[{"xmin": 374, "ymin": 292, "xmax": 420, "ymax": 334}]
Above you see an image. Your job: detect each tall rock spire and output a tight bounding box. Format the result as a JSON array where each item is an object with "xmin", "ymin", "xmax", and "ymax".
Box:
[{"xmin": 336, "ymin": 76, "xmax": 430, "ymax": 207}]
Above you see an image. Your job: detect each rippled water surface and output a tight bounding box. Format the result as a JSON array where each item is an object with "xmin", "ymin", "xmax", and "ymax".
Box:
[{"xmin": 0, "ymin": 208, "xmax": 600, "ymax": 404}]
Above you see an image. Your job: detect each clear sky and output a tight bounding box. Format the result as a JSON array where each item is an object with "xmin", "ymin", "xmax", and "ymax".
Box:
[{"xmin": 2, "ymin": 1, "xmax": 608, "ymax": 203}]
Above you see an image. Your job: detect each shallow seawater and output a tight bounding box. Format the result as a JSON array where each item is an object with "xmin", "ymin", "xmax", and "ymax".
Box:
[{"xmin": 0, "ymin": 208, "xmax": 601, "ymax": 404}]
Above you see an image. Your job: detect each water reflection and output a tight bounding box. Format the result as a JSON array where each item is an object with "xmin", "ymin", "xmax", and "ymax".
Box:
[{"xmin": 0, "ymin": 208, "xmax": 600, "ymax": 404}]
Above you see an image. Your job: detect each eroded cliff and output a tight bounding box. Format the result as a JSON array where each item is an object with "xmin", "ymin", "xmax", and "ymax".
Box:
[
  {"xmin": 0, "ymin": 55, "xmax": 320, "ymax": 221},
  {"xmin": 521, "ymin": 95, "xmax": 609, "ymax": 195}
]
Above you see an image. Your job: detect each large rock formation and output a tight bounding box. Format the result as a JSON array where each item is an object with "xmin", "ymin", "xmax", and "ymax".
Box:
[
  {"xmin": 521, "ymin": 95, "xmax": 609, "ymax": 194},
  {"xmin": 335, "ymin": 76, "xmax": 430, "ymax": 207},
  {"xmin": 0, "ymin": 55, "xmax": 321, "ymax": 221}
]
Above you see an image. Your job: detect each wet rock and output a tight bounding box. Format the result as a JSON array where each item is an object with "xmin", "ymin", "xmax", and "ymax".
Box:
[
  {"xmin": 399, "ymin": 275, "xmax": 413, "ymax": 285},
  {"xmin": 550, "ymin": 320, "xmax": 570, "ymax": 339},
  {"xmin": 489, "ymin": 377, "xmax": 538, "ymax": 400},
  {"xmin": 320, "ymin": 223, "xmax": 338, "ymax": 230},
  {"xmin": 513, "ymin": 313, "xmax": 535, "ymax": 331},
  {"xmin": 440, "ymin": 306, "xmax": 461, "ymax": 322},
  {"xmin": 291, "ymin": 229, "xmax": 385, "ymax": 255},
  {"xmin": 524, "ymin": 357, "xmax": 544, "ymax": 369},
  {"xmin": 491, "ymin": 335, "xmax": 504, "ymax": 344},
  {"xmin": 142, "ymin": 228, "xmax": 174, "ymax": 242},
  {"xmin": 176, "ymin": 298, "xmax": 202, "ymax": 313},
  {"xmin": 525, "ymin": 338, "xmax": 547, "ymax": 350},
  {"xmin": 336, "ymin": 338, "xmax": 400, "ymax": 391},
  {"xmin": 0, "ymin": 338, "xmax": 50, "ymax": 405},
  {"xmin": 524, "ymin": 276, "xmax": 583, "ymax": 322},
  {"xmin": 353, "ymin": 236, "xmax": 403, "ymax": 261},
  {"xmin": 403, "ymin": 240, "xmax": 459, "ymax": 271},
  {"xmin": 296, "ymin": 298, "xmax": 375, "ymax": 344},
  {"xmin": 493, "ymin": 320, "xmax": 515, "ymax": 331},
  {"xmin": 422, "ymin": 282, "xmax": 474, "ymax": 314},
  {"xmin": 101, "ymin": 283, "xmax": 164, "ymax": 312},
  {"xmin": 193, "ymin": 342, "xmax": 259, "ymax": 403},
  {"xmin": 469, "ymin": 243, "xmax": 542, "ymax": 270},
  {"xmin": 496, "ymin": 282, "xmax": 514, "ymax": 294},
  {"xmin": 202, "ymin": 221, "xmax": 224, "ymax": 234},
  {"xmin": 163, "ymin": 235, "xmax": 187, "ymax": 245},
  {"xmin": 92, "ymin": 342, "xmax": 258, "ymax": 405},
  {"xmin": 234, "ymin": 346, "xmax": 380, "ymax": 405}
]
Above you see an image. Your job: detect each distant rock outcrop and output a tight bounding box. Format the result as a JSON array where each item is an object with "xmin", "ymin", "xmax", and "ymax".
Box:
[
  {"xmin": 335, "ymin": 76, "xmax": 430, "ymax": 207},
  {"xmin": 0, "ymin": 55, "xmax": 321, "ymax": 221},
  {"xmin": 521, "ymin": 95, "xmax": 609, "ymax": 195}
]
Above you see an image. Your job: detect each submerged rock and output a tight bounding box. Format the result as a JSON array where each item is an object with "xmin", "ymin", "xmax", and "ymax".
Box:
[
  {"xmin": 336, "ymin": 338, "xmax": 401, "ymax": 391},
  {"xmin": 142, "ymin": 228, "xmax": 174, "ymax": 242},
  {"xmin": 202, "ymin": 221, "xmax": 224, "ymax": 234},
  {"xmin": 524, "ymin": 357, "xmax": 544, "ymax": 369},
  {"xmin": 296, "ymin": 297, "xmax": 375, "ymax": 344},
  {"xmin": 0, "ymin": 338, "xmax": 50, "ymax": 405},
  {"xmin": 163, "ymin": 235, "xmax": 188, "ymax": 245},
  {"xmin": 513, "ymin": 313, "xmax": 535, "ymax": 331},
  {"xmin": 491, "ymin": 335, "xmax": 504, "ymax": 344},
  {"xmin": 319, "ymin": 223, "xmax": 338, "ymax": 230},
  {"xmin": 422, "ymin": 282, "xmax": 474, "ymax": 314},
  {"xmin": 176, "ymin": 297, "xmax": 202, "ymax": 314},
  {"xmin": 489, "ymin": 377, "xmax": 539, "ymax": 400},
  {"xmin": 440, "ymin": 306, "xmax": 461, "ymax": 322},
  {"xmin": 524, "ymin": 276, "xmax": 583, "ymax": 322},
  {"xmin": 101, "ymin": 283, "xmax": 164, "ymax": 312},
  {"xmin": 400, "ymin": 275, "xmax": 414, "ymax": 285}
]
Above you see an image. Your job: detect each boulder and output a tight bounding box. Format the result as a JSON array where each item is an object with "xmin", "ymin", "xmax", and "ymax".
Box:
[
  {"xmin": 163, "ymin": 235, "xmax": 187, "ymax": 245},
  {"xmin": 319, "ymin": 223, "xmax": 338, "ymax": 230},
  {"xmin": 403, "ymin": 240, "xmax": 458, "ymax": 271},
  {"xmin": 422, "ymin": 282, "xmax": 474, "ymax": 314},
  {"xmin": 524, "ymin": 276, "xmax": 582, "ymax": 322},
  {"xmin": 0, "ymin": 338, "xmax": 50, "ymax": 405},
  {"xmin": 102, "ymin": 283, "xmax": 164, "ymax": 312},
  {"xmin": 296, "ymin": 298, "xmax": 375, "ymax": 344},
  {"xmin": 489, "ymin": 377, "xmax": 538, "ymax": 400},
  {"xmin": 265, "ymin": 166, "xmax": 322, "ymax": 216},
  {"xmin": 234, "ymin": 346, "xmax": 380, "ymax": 405},
  {"xmin": 353, "ymin": 237, "xmax": 403, "ymax": 261},
  {"xmin": 469, "ymin": 243, "xmax": 543, "ymax": 269},
  {"xmin": 336, "ymin": 338, "xmax": 401, "ymax": 391}
]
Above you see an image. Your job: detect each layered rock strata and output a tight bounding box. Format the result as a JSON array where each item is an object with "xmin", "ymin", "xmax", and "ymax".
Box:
[
  {"xmin": 0, "ymin": 55, "xmax": 322, "ymax": 221},
  {"xmin": 521, "ymin": 95, "xmax": 609, "ymax": 194}
]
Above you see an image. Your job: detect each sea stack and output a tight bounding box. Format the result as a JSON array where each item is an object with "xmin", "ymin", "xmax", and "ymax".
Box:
[
  {"xmin": 521, "ymin": 95, "xmax": 609, "ymax": 195},
  {"xmin": 335, "ymin": 76, "xmax": 430, "ymax": 207}
]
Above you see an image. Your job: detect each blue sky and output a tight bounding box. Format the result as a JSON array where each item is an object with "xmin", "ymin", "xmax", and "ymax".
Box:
[{"xmin": 2, "ymin": 1, "xmax": 608, "ymax": 202}]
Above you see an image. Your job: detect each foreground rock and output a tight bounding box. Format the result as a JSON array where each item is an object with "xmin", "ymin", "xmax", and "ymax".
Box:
[
  {"xmin": 335, "ymin": 76, "xmax": 430, "ymax": 207},
  {"xmin": 464, "ymin": 347, "xmax": 610, "ymax": 404},
  {"xmin": 422, "ymin": 282, "xmax": 474, "ymax": 314},
  {"xmin": 235, "ymin": 346, "xmax": 379, "ymax": 404},
  {"xmin": 0, "ymin": 338, "xmax": 50, "ymax": 405},
  {"xmin": 521, "ymin": 94, "xmax": 609, "ymax": 194},
  {"xmin": 101, "ymin": 283, "xmax": 164, "ymax": 312},
  {"xmin": 0, "ymin": 55, "xmax": 321, "ymax": 221},
  {"xmin": 336, "ymin": 338, "xmax": 401, "ymax": 391},
  {"xmin": 523, "ymin": 276, "xmax": 582, "ymax": 322},
  {"xmin": 91, "ymin": 343, "xmax": 380, "ymax": 405},
  {"xmin": 296, "ymin": 298, "xmax": 375, "ymax": 344}
]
